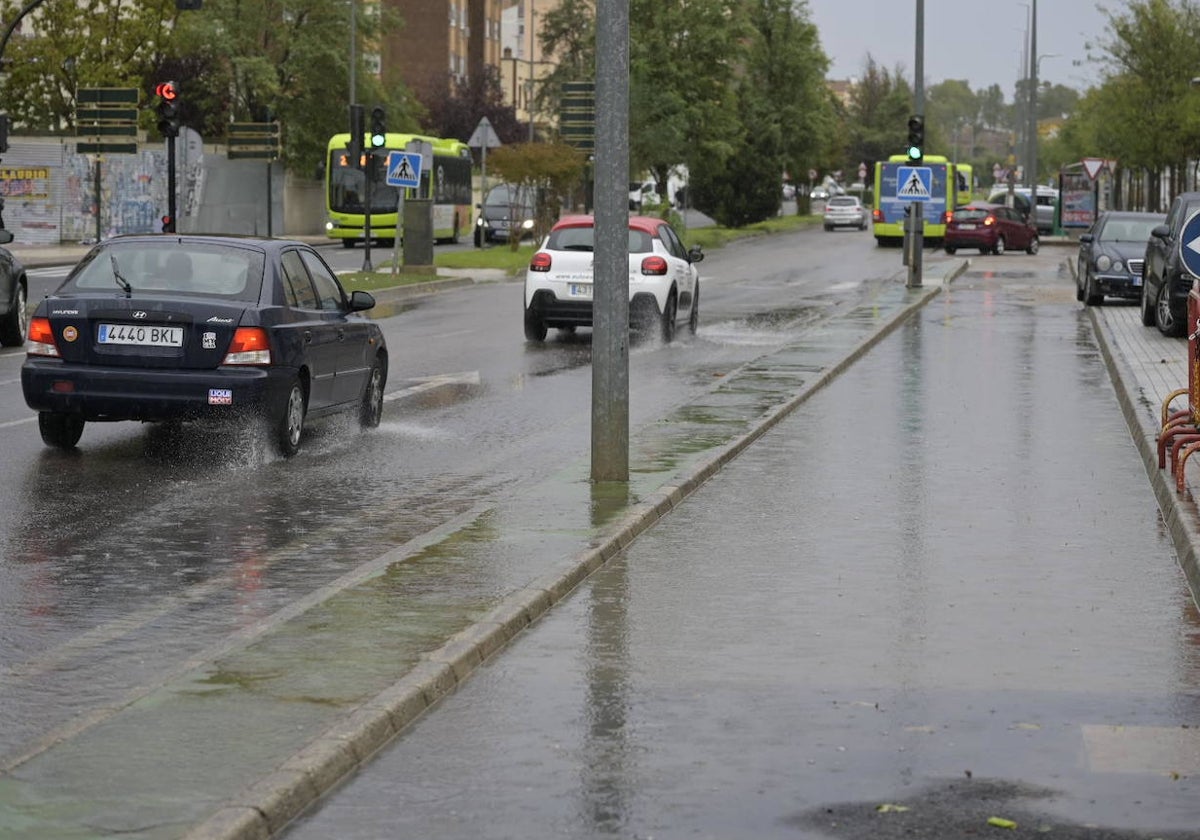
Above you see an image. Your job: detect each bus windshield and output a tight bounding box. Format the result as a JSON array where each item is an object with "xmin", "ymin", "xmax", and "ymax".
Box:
[{"xmin": 328, "ymin": 150, "xmax": 398, "ymax": 214}]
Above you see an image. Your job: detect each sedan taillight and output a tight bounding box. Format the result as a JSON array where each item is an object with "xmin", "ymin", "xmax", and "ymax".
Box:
[
  {"xmin": 529, "ymin": 252, "xmax": 552, "ymax": 272},
  {"xmin": 26, "ymin": 317, "xmax": 60, "ymax": 358},
  {"xmin": 641, "ymin": 255, "xmax": 668, "ymax": 275},
  {"xmin": 223, "ymin": 327, "xmax": 271, "ymax": 366}
]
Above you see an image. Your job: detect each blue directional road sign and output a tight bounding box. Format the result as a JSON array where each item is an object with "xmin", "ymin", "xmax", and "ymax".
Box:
[
  {"xmin": 896, "ymin": 166, "xmax": 933, "ymax": 201},
  {"xmin": 1180, "ymin": 210, "xmax": 1200, "ymax": 278},
  {"xmin": 385, "ymin": 151, "xmax": 421, "ymax": 188}
]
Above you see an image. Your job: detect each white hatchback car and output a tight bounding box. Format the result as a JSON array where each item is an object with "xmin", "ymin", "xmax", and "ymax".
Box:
[
  {"xmin": 823, "ymin": 195, "xmax": 868, "ymax": 231},
  {"xmin": 524, "ymin": 215, "xmax": 703, "ymax": 343}
]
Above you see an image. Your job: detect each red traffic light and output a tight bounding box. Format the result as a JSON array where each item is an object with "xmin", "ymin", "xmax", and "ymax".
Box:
[{"xmin": 155, "ymin": 81, "xmax": 178, "ymax": 101}]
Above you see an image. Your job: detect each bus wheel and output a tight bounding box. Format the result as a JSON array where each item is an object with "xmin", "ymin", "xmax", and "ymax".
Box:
[{"xmin": 342, "ymin": 239, "xmax": 356, "ymax": 249}]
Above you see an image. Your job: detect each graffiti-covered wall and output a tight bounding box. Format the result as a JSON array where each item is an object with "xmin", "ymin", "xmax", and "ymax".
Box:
[{"xmin": 0, "ymin": 135, "xmax": 323, "ymax": 245}]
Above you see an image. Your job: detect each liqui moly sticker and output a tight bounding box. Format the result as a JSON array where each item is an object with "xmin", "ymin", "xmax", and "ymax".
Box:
[{"xmin": 208, "ymin": 388, "xmax": 233, "ymax": 405}]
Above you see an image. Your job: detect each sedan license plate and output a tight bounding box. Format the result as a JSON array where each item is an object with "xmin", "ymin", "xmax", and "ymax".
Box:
[
  {"xmin": 97, "ymin": 323, "xmax": 184, "ymax": 347},
  {"xmin": 568, "ymin": 283, "xmax": 593, "ymax": 299}
]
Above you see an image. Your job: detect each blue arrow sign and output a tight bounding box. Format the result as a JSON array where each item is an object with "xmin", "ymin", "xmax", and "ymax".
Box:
[
  {"xmin": 386, "ymin": 151, "xmax": 421, "ymax": 188},
  {"xmin": 1180, "ymin": 210, "xmax": 1200, "ymax": 278},
  {"xmin": 896, "ymin": 166, "xmax": 932, "ymax": 201}
]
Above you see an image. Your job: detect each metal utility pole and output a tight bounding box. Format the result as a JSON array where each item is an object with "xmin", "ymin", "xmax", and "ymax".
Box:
[
  {"xmin": 1026, "ymin": 0, "xmax": 1038, "ymax": 195},
  {"xmin": 907, "ymin": 0, "xmax": 925, "ymax": 289},
  {"xmin": 591, "ymin": 0, "xmax": 630, "ymax": 482}
]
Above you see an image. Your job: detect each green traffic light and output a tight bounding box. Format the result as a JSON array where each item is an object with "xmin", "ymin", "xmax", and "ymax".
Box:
[
  {"xmin": 907, "ymin": 146, "xmax": 921, "ymax": 161},
  {"xmin": 370, "ymin": 133, "xmax": 385, "ymax": 148}
]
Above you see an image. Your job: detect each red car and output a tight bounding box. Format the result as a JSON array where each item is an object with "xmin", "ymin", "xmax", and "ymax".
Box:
[{"xmin": 944, "ymin": 202, "xmax": 1040, "ymax": 256}]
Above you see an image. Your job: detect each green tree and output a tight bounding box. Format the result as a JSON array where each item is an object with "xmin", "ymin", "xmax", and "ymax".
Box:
[
  {"xmin": 0, "ymin": 0, "xmax": 175, "ymax": 133},
  {"xmin": 841, "ymin": 56, "xmax": 914, "ymax": 173},
  {"xmin": 486, "ymin": 142, "xmax": 586, "ymax": 246}
]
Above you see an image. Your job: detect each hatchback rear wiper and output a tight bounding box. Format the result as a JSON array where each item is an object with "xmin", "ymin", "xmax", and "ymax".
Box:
[{"xmin": 111, "ymin": 254, "xmax": 132, "ymax": 298}]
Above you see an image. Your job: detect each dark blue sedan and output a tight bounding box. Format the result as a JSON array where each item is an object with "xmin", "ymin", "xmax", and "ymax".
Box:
[
  {"xmin": 21, "ymin": 235, "xmax": 387, "ymax": 455},
  {"xmin": 1076, "ymin": 211, "xmax": 1165, "ymax": 306}
]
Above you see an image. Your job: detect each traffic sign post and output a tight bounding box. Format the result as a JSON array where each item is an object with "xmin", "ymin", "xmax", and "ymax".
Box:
[
  {"xmin": 386, "ymin": 145, "xmax": 427, "ymax": 273},
  {"xmin": 468, "ymin": 116, "xmax": 502, "ymax": 248},
  {"xmin": 1181, "ymin": 210, "xmax": 1200, "ymax": 421}
]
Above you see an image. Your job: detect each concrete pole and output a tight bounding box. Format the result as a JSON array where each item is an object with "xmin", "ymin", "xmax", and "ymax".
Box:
[
  {"xmin": 907, "ymin": 0, "xmax": 924, "ymax": 289},
  {"xmin": 1027, "ymin": 0, "xmax": 1038, "ymax": 194},
  {"xmin": 591, "ymin": 0, "xmax": 630, "ymax": 482}
]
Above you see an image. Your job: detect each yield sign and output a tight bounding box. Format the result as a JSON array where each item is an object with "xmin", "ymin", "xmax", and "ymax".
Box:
[{"xmin": 1082, "ymin": 157, "xmax": 1106, "ymax": 180}]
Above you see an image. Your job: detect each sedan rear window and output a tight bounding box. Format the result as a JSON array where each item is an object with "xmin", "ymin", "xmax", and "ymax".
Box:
[
  {"xmin": 954, "ymin": 209, "xmax": 991, "ymax": 222},
  {"xmin": 828, "ymin": 197, "xmax": 857, "ymax": 207},
  {"xmin": 64, "ymin": 243, "xmax": 266, "ymax": 302},
  {"xmin": 546, "ymin": 226, "xmax": 654, "ymax": 253}
]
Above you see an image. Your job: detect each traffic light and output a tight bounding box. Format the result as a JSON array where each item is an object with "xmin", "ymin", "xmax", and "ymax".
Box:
[
  {"xmin": 906, "ymin": 115, "xmax": 924, "ymax": 163},
  {"xmin": 369, "ymin": 106, "xmax": 386, "ymax": 148},
  {"xmin": 156, "ymin": 81, "xmax": 180, "ymax": 138},
  {"xmin": 348, "ymin": 103, "xmax": 364, "ymax": 167},
  {"xmin": 161, "ymin": 214, "xmax": 174, "ymax": 233}
]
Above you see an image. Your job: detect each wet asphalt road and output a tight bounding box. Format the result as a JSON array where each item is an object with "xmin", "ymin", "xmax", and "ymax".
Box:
[
  {"xmin": 0, "ymin": 226, "xmax": 904, "ymax": 802},
  {"xmin": 283, "ymin": 259, "xmax": 1200, "ymax": 839}
]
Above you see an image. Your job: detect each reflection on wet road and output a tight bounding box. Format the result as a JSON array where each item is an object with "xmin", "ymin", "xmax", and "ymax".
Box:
[{"xmin": 0, "ymin": 227, "xmax": 896, "ymax": 777}]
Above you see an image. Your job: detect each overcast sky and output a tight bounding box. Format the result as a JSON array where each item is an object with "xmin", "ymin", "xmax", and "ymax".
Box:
[{"xmin": 803, "ymin": 0, "xmax": 1116, "ymax": 97}]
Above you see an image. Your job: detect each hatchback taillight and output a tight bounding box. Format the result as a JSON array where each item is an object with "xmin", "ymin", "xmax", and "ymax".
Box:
[
  {"xmin": 26, "ymin": 317, "xmax": 60, "ymax": 358},
  {"xmin": 941, "ymin": 210, "xmax": 952, "ymax": 224},
  {"xmin": 529, "ymin": 252, "xmax": 552, "ymax": 272},
  {"xmin": 984, "ymin": 215, "xmax": 996, "ymax": 226},
  {"xmin": 641, "ymin": 255, "xmax": 668, "ymax": 275},
  {"xmin": 223, "ymin": 327, "xmax": 271, "ymax": 366}
]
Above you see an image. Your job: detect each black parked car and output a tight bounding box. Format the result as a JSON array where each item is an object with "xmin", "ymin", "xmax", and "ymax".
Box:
[
  {"xmin": 21, "ymin": 235, "xmax": 387, "ymax": 454},
  {"xmin": 1076, "ymin": 210, "xmax": 1165, "ymax": 306},
  {"xmin": 0, "ymin": 229, "xmax": 29, "ymax": 346},
  {"xmin": 1142, "ymin": 191, "xmax": 1200, "ymax": 336}
]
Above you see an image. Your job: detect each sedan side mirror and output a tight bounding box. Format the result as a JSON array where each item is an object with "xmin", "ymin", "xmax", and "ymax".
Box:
[
  {"xmin": 1151, "ymin": 223, "xmax": 1170, "ymax": 240},
  {"xmin": 349, "ymin": 289, "xmax": 376, "ymax": 312},
  {"xmin": 0, "ymin": 230, "xmax": 12, "ymax": 245},
  {"xmin": 1079, "ymin": 233, "xmax": 1093, "ymax": 244}
]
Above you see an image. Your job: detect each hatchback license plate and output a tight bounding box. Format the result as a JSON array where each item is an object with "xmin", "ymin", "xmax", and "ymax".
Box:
[
  {"xmin": 568, "ymin": 283, "xmax": 593, "ymax": 299},
  {"xmin": 98, "ymin": 323, "xmax": 184, "ymax": 347},
  {"xmin": 958, "ymin": 223, "xmax": 976, "ymax": 230}
]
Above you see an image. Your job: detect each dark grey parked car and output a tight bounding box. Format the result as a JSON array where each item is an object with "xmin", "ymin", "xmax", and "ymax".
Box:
[
  {"xmin": 0, "ymin": 229, "xmax": 29, "ymax": 346},
  {"xmin": 1141, "ymin": 191, "xmax": 1200, "ymax": 337},
  {"xmin": 1076, "ymin": 211, "xmax": 1164, "ymax": 306}
]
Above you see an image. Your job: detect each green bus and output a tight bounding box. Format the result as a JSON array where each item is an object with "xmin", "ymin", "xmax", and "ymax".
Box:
[
  {"xmin": 871, "ymin": 155, "xmax": 972, "ymax": 245},
  {"xmin": 324, "ymin": 132, "xmax": 473, "ymax": 247}
]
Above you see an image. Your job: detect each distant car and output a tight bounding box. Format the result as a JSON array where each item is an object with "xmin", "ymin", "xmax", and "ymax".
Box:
[
  {"xmin": 1141, "ymin": 192, "xmax": 1200, "ymax": 337},
  {"xmin": 475, "ymin": 183, "xmax": 536, "ymax": 246},
  {"xmin": 823, "ymin": 196, "xmax": 868, "ymax": 231},
  {"xmin": 21, "ymin": 235, "xmax": 387, "ymax": 454},
  {"xmin": 523, "ymin": 215, "xmax": 703, "ymax": 343},
  {"xmin": 943, "ymin": 203, "xmax": 1039, "ymax": 255},
  {"xmin": 0, "ymin": 229, "xmax": 29, "ymax": 347},
  {"xmin": 1076, "ymin": 210, "xmax": 1165, "ymax": 306},
  {"xmin": 809, "ymin": 187, "xmax": 830, "ymax": 201},
  {"xmin": 782, "ymin": 182, "xmax": 797, "ymax": 200},
  {"xmin": 986, "ymin": 186, "xmax": 1058, "ymax": 234}
]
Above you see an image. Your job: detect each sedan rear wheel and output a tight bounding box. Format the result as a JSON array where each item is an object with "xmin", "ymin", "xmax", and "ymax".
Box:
[
  {"xmin": 0, "ymin": 282, "xmax": 27, "ymax": 347},
  {"xmin": 359, "ymin": 358, "xmax": 385, "ymax": 428},
  {"xmin": 275, "ymin": 378, "xmax": 306, "ymax": 456},
  {"xmin": 39, "ymin": 412, "xmax": 85, "ymax": 449},
  {"xmin": 524, "ymin": 307, "xmax": 547, "ymax": 342},
  {"xmin": 660, "ymin": 293, "xmax": 677, "ymax": 344}
]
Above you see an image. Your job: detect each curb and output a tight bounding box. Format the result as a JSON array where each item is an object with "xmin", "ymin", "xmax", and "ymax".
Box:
[
  {"xmin": 1088, "ymin": 306, "xmax": 1200, "ymax": 604},
  {"xmin": 183, "ymin": 279, "xmax": 945, "ymax": 840}
]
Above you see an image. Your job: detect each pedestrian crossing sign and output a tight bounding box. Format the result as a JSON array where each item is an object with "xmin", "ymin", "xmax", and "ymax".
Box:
[
  {"xmin": 896, "ymin": 166, "xmax": 932, "ymax": 201},
  {"xmin": 386, "ymin": 151, "xmax": 422, "ymax": 188}
]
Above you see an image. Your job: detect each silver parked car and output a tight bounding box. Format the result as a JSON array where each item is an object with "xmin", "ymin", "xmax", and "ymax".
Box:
[{"xmin": 823, "ymin": 196, "xmax": 868, "ymax": 231}]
